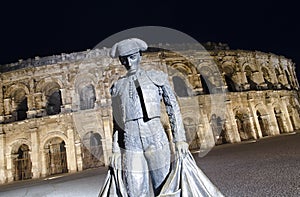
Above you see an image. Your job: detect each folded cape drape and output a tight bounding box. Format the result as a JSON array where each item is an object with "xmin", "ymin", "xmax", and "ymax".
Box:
[
  {"xmin": 98, "ymin": 166, "xmax": 128, "ymax": 197},
  {"xmin": 99, "ymin": 151, "xmax": 224, "ymax": 197},
  {"xmin": 158, "ymin": 152, "xmax": 224, "ymax": 197}
]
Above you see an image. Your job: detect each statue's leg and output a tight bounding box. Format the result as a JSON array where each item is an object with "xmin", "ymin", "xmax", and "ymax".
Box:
[
  {"xmin": 145, "ymin": 144, "xmax": 170, "ymax": 195},
  {"xmin": 138, "ymin": 118, "xmax": 171, "ymax": 195},
  {"xmin": 123, "ymin": 150, "xmax": 150, "ymax": 197},
  {"xmin": 123, "ymin": 120, "xmax": 150, "ymax": 197}
]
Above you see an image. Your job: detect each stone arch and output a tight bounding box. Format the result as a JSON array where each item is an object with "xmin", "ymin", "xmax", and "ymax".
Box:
[
  {"xmin": 168, "ymin": 62, "xmax": 200, "ymax": 93},
  {"xmin": 41, "ymin": 131, "xmax": 68, "ymax": 147},
  {"xmin": 9, "ymin": 139, "xmax": 32, "ymax": 181},
  {"xmin": 36, "ymin": 80, "xmax": 63, "ymax": 115},
  {"xmin": 44, "ymin": 82, "xmax": 62, "ymax": 115},
  {"xmin": 254, "ymin": 103, "xmax": 270, "ymax": 137},
  {"xmin": 4, "ymin": 83, "xmax": 30, "ymax": 98},
  {"xmin": 243, "ymin": 64, "xmax": 258, "ymax": 90},
  {"xmin": 36, "ymin": 78, "xmax": 64, "ymax": 93},
  {"xmin": 234, "ymin": 107, "xmax": 255, "ymax": 140},
  {"xmin": 172, "ymin": 76, "xmax": 191, "ymax": 97},
  {"xmin": 43, "ymin": 136, "xmax": 68, "ymax": 176},
  {"xmin": 81, "ymin": 131, "xmax": 104, "ymax": 169},
  {"xmin": 222, "ymin": 65, "xmax": 237, "ymax": 92},
  {"xmin": 10, "ymin": 138, "xmax": 32, "ymax": 156},
  {"xmin": 170, "ymin": 62, "xmax": 193, "ymax": 75},
  {"xmin": 210, "ymin": 113, "xmax": 226, "ymax": 144},
  {"xmin": 4, "ymin": 84, "xmax": 30, "ymax": 121},
  {"xmin": 198, "ymin": 66, "xmax": 215, "ymax": 94},
  {"xmin": 13, "ymin": 144, "xmax": 32, "ymax": 181},
  {"xmin": 261, "ymin": 66, "xmax": 273, "ymax": 88},
  {"xmin": 74, "ymin": 74, "xmax": 97, "ymax": 110}
]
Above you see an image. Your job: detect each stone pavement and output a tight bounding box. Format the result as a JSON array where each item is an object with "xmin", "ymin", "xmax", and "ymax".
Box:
[{"xmin": 0, "ymin": 131, "xmax": 299, "ymax": 197}]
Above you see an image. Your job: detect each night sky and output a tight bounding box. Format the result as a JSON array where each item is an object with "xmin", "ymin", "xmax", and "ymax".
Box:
[{"xmin": 0, "ymin": 1, "xmax": 299, "ymax": 80}]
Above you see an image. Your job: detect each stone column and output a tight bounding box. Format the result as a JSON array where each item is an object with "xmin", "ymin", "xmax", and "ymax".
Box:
[
  {"xmin": 66, "ymin": 126, "xmax": 77, "ymax": 172},
  {"xmin": 280, "ymin": 96, "xmax": 294, "ymax": 132},
  {"xmin": 0, "ymin": 132, "xmax": 6, "ymax": 183},
  {"xmin": 27, "ymin": 94, "xmax": 37, "ymax": 118},
  {"xmin": 30, "ymin": 128, "xmax": 40, "ymax": 178},
  {"xmin": 41, "ymin": 148, "xmax": 48, "ymax": 177},
  {"xmin": 197, "ymin": 104, "xmax": 215, "ymax": 155},
  {"xmin": 4, "ymin": 98, "xmax": 11, "ymax": 116},
  {"xmin": 248, "ymin": 116, "xmax": 258, "ymax": 139},
  {"xmin": 75, "ymin": 140, "xmax": 83, "ymax": 171},
  {"xmin": 225, "ymin": 100, "xmax": 241, "ymax": 143},
  {"xmin": 266, "ymin": 102, "xmax": 280, "ymax": 135},
  {"xmin": 247, "ymin": 97, "xmax": 263, "ymax": 138},
  {"xmin": 102, "ymin": 116, "xmax": 112, "ymax": 166},
  {"xmin": 6, "ymin": 153, "xmax": 15, "ymax": 182}
]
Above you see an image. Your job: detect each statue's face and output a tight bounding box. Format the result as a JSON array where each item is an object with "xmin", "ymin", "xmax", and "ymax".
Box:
[{"xmin": 119, "ymin": 52, "xmax": 141, "ymax": 74}]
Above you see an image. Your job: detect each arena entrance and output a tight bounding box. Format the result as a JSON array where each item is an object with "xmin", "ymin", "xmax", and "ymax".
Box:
[
  {"xmin": 14, "ymin": 144, "xmax": 32, "ymax": 181},
  {"xmin": 45, "ymin": 137, "xmax": 68, "ymax": 175}
]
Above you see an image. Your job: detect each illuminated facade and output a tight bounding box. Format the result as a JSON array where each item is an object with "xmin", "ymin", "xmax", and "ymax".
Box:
[{"xmin": 0, "ymin": 43, "xmax": 299, "ymax": 183}]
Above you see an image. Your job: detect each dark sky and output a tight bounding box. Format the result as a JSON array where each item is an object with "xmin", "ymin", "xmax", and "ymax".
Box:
[{"xmin": 0, "ymin": 1, "xmax": 299, "ymax": 80}]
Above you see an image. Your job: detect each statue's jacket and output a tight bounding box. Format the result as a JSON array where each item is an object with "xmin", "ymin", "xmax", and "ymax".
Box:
[{"xmin": 110, "ymin": 69, "xmax": 186, "ymax": 146}]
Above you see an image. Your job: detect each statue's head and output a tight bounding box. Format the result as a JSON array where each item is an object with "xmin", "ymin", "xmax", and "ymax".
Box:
[{"xmin": 110, "ymin": 38, "xmax": 148, "ymax": 74}]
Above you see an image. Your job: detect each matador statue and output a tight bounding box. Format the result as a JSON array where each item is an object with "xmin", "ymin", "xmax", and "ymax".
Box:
[{"xmin": 99, "ymin": 38, "xmax": 224, "ymax": 197}]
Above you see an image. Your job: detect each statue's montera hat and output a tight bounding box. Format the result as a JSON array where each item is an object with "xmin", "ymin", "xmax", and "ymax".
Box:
[{"xmin": 110, "ymin": 38, "xmax": 148, "ymax": 58}]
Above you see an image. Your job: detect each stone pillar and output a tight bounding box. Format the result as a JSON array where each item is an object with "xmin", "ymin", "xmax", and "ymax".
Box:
[
  {"xmin": 30, "ymin": 128, "xmax": 40, "ymax": 178},
  {"xmin": 280, "ymin": 96, "xmax": 294, "ymax": 132},
  {"xmin": 0, "ymin": 132, "xmax": 6, "ymax": 183},
  {"xmin": 225, "ymin": 100, "xmax": 241, "ymax": 143},
  {"xmin": 41, "ymin": 148, "xmax": 48, "ymax": 177},
  {"xmin": 102, "ymin": 116, "xmax": 112, "ymax": 166},
  {"xmin": 27, "ymin": 94, "xmax": 37, "ymax": 118},
  {"xmin": 199, "ymin": 104, "xmax": 215, "ymax": 151},
  {"xmin": 248, "ymin": 116, "xmax": 257, "ymax": 139},
  {"xmin": 75, "ymin": 140, "xmax": 83, "ymax": 171},
  {"xmin": 66, "ymin": 126, "xmax": 77, "ymax": 172},
  {"xmin": 6, "ymin": 153, "xmax": 15, "ymax": 182},
  {"xmin": 266, "ymin": 102, "xmax": 280, "ymax": 135},
  {"xmin": 248, "ymin": 97, "xmax": 263, "ymax": 138},
  {"xmin": 4, "ymin": 98, "xmax": 11, "ymax": 115}
]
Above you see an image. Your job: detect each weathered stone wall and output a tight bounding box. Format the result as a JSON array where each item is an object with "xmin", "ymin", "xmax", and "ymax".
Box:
[{"xmin": 0, "ymin": 46, "xmax": 299, "ymax": 184}]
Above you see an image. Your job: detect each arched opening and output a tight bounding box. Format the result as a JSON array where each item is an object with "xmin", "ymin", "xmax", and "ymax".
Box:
[
  {"xmin": 11, "ymin": 89, "xmax": 28, "ymax": 121},
  {"xmin": 210, "ymin": 114, "xmax": 226, "ymax": 144},
  {"xmin": 79, "ymin": 84, "xmax": 96, "ymax": 110},
  {"xmin": 245, "ymin": 66, "xmax": 258, "ymax": 90},
  {"xmin": 46, "ymin": 90, "xmax": 62, "ymax": 115},
  {"xmin": 200, "ymin": 75, "xmax": 210, "ymax": 94},
  {"xmin": 224, "ymin": 75, "xmax": 237, "ymax": 92},
  {"xmin": 82, "ymin": 132, "xmax": 104, "ymax": 169},
  {"xmin": 183, "ymin": 117, "xmax": 200, "ymax": 150},
  {"xmin": 45, "ymin": 137, "xmax": 68, "ymax": 175},
  {"xmin": 14, "ymin": 144, "xmax": 32, "ymax": 181},
  {"xmin": 235, "ymin": 111, "xmax": 254, "ymax": 140},
  {"xmin": 172, "ymin": 76, "xmax": 189, "ymax": 97},
  {"xmin": 261, "ymin": 67, "xmax": 273, "ymax": 89}
]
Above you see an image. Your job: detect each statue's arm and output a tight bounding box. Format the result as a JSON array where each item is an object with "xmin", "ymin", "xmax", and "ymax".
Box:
[
  {"xmin": 110, "ymin": 83, "xmax": 121, "ymax": 154},
  {"xmin": 161, "ymin": 78, "xmax": 186, "ymax": 143}
]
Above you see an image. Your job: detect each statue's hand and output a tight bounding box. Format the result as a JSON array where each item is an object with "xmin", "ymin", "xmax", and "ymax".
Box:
[{"xmin": 175, "ymin": 141, "xmax": 189, "ymax": 156}]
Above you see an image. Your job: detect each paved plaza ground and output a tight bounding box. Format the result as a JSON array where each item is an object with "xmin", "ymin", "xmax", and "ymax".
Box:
[{"xmin": 0, "ymin": 131, "xmax": 299, "ymax": 197}]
